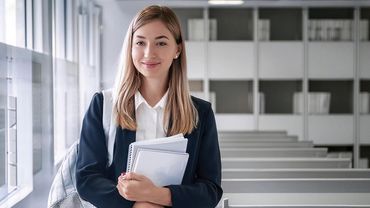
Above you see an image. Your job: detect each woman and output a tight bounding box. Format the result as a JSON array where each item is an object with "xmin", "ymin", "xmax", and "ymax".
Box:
[{"xmin": 76, "ymin": 5, "xmax": 222, "ymax": 208}]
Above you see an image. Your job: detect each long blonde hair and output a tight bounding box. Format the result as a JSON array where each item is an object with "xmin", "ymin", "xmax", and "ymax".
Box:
[{"xmin": 113, "ymin": 5, "xmax": 198, "ymax": 135}]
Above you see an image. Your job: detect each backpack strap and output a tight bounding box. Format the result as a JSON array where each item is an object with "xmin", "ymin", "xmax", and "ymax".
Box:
[{"xmin": 102, "ymin": 89, "xmax": 116, "ymax": 166}]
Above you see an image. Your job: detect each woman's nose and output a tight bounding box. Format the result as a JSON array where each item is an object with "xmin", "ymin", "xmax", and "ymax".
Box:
[{"xmin": 144, "ymin": 44, "xmax": 156, "ymax": 58}]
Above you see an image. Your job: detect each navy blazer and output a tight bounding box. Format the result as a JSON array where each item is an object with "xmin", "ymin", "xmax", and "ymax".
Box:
[{"xmin": 76, "ymin": 92, "xmax": 223, "ymax": 208}]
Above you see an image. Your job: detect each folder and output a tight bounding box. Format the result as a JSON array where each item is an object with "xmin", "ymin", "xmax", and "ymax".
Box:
[{"xmin": 132, "ymin": 148, "xmax": 189, "ymax": 187}]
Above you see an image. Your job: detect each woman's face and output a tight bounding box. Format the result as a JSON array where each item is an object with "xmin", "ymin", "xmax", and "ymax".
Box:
[{"xmin": 131, "ymin": 20, "xmax": 179, "ymax": 82}]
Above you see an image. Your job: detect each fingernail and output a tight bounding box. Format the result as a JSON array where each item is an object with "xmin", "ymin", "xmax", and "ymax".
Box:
[{"xmin": 121, "ymin": 172, "xmax": 126, "ymax": 176}]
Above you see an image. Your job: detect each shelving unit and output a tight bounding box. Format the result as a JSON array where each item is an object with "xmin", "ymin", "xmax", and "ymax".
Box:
[
  {"xmin": 210, "ymin": 80, "xmax": 253, "ymax": 114},
  {"xmin": 361, "ymin": 8, "xmax": 370, "ymax": 42},
  {"xmin": 360, "ymin": 8, "xmax": 370, "ymax": 145},
  {"xmin": 307, "ymin": 8, "xmax": 355, "ymax": 144},
  {"xmin": 360, "ymin": 71, "xmax": 370, "ymax": 145},
  {"xmin": 259, "ymin": 80, "xmax": 302, "ymax": 114},
  {"xmin": 309, "ymin": 80, "xmax": 353, "ymax": 114},
  {"xmin": 256, "ymin": 8, "xmax": 305, "ymax": 140},
  {"xmin": 259, "ymin": 8, "xmax": 302, "ymax": 41},
  {"xmin": 173, "ymin": 5, "xmax": 369, "ymax": 147},
  {"xmin": 308, "ymin": 8, "xmax": 354, "ymax": 42},
  {"xmin": 171, "ymin": 8, "xmax": 204, "ymax": 41},
  {"xmin": 209, "ymin": 8, "xmax": 253, "ymax": 41}
]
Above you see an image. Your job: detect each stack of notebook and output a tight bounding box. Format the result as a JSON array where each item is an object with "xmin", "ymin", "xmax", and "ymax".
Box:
[{"xmin": 126, "ymin": 133, "xmax": 189, "ymax": 187}]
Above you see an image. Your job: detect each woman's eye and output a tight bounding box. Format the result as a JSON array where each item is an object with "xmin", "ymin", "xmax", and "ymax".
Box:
[
  {"xmin": 157, "ymin": 42, "xmax": 167, "ymax": 46},
  {"xmin": 136, "ymin": 41, "xmax": 144, "ymax": 46}
]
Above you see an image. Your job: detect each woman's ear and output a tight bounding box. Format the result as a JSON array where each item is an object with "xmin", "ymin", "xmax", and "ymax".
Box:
[
  {"xmin": 174, "ymin": 45, "xmax": 182, "ymax": 59},
  {"xmin": 174, "ymin": 52, "xmax": 180, "ymax": 59}
]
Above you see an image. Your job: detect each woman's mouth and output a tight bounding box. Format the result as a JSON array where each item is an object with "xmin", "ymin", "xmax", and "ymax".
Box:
[{"xmin": 141, "ymin": 61, "xmax": 160, "ymax": 69}]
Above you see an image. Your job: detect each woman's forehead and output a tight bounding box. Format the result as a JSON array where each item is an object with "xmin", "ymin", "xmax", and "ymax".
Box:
[{"xmin": 134, "ymin": 20, "xmax": 174, "ymax": 39}]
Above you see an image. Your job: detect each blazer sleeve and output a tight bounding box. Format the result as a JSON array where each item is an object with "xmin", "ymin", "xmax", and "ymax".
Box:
[
  {"xmin": 76, "ymin": 93, "xmax": 134, "ymax": 208},
  {"xmin": 166, "ymin": 104, "xmax": 223, "ymax": 208}
]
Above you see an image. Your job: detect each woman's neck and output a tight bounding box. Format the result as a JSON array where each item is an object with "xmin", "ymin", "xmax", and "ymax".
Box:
[{"xmin": 139, "ymin": 78, "xmax": 168, "ymax": 107}]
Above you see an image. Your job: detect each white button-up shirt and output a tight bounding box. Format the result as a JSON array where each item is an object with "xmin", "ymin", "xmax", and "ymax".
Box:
[{"xmin": 135, "ymin": 90, "xmax": 168, "ymax": 141}]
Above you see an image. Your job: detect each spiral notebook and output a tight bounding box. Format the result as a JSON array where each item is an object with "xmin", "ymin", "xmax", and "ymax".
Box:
[
  {"xmin": 132, "ymin": 148, "xmax": 189, "ymax": 186},
  {"xmin": 126, "ymin": 133, "xmax": 188, "ymax": 172}
]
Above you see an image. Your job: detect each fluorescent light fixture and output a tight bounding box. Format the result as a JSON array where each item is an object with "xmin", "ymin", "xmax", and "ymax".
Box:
[{"xmin": 208, "ymin": 0, "xmax": 244, "ymax": 5}]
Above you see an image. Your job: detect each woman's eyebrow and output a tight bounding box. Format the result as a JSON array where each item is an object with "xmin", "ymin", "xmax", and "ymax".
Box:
[
  {"xmin": 134, "ymin": 35, "xmax": 169, "ymax": 40},
  {"xmin": 155, "ymin": 35, "xmax": 169, "ymax": 40}
]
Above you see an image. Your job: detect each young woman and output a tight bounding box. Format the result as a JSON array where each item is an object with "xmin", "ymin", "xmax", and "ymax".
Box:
[{"xmin": 76, "ymin": 5, "xmax": 222, "ymax": 208}]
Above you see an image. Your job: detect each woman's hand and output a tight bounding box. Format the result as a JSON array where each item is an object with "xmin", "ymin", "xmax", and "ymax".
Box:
[
  {"xmin": 133, "ymin": 202, "xmax": 164, "ymax": 208},
  {"xmin": 116, "ymin": 172, "xmax": 157, "ymax": 202}
]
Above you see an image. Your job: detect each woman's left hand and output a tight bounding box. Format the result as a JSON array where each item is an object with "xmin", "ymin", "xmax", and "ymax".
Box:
[{"xmin": 116, "ymin": 172, "xmax": 157, "ymax": 202}]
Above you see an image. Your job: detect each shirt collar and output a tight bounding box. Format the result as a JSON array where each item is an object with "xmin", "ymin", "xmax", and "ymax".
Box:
[{"xmin": 135, "ymin": 90, "xmax": 168, "ymax": 110}]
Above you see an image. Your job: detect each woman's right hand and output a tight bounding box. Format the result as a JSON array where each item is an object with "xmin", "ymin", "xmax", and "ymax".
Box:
[{"xmin": 133, "ymin": 202, "xmax": 164, "ymax": 208}]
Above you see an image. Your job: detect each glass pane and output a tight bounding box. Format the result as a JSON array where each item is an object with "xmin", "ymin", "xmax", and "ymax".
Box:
[
  {"xmin": 0, "ymin": 1, "xmax": 5, "ymax": 43},
  {"xmin": 55, "ymin": 0, "xmax": 66, "ymax": 58},
  {"xmin": 0, "ymin": 44, "xmax": 7, "ymax": 199},
  {"xmin": 4, "ymin": 0, "xmax": 26, "ymax": 47},
  {"xmin": 33, "ymin": 0, "xmax": 44, "ymax": 52},
  {"xmin": 53, "ymin": 59, "xmax": 79, "ymax": 164}
]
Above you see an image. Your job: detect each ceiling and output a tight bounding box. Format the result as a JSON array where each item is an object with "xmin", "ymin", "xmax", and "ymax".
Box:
[{"xmin": 114, "ymin": 0, "xmax": 370, "ymax": 8}]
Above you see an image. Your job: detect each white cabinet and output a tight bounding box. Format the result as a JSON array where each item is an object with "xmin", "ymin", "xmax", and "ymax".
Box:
[
  {"xmin": 360, "ymin": 115, "xmax": 370, "ymax": 144},
  {"xmin": 360, "ymin": 42, "xmax": 370, "ymax": 79},
  {"xmin": 215, "ymin": 114, "xmax": 255, "ymax": 132},
  {"xmin": 186, "ymin": 41, "xmax": 206, "ymax": 79},
  {"xmin": 259, "ymin": 115, "xmax": 303, "ymax": 140},
  {"xmin": 208, "ymin": 41, "xmax": 254, "ymax": 80},
  {"xmin": 259, "ymin": 42, "xmax": 304, "ymax": 79},
  {"xmin": 308, "ymin": 42, "xmax": 354, "ymax": 79},
  {"xmin": 174, "ymin": 7, "xmax": 369, "ymax": 146},
  {"xmin": 309, "ymin": 115, "xmax": 354, "ymax": 145}
]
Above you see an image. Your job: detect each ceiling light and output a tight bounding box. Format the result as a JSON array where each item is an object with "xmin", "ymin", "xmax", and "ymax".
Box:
[{"xmin": 208, "ymin": 0, "xmax": 244, "ymax": 5}]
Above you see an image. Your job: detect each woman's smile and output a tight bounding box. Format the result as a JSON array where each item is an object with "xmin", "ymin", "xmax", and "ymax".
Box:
[{"xmin": 141, "ymin": 60, "xmax": 161, "ymax": 69}]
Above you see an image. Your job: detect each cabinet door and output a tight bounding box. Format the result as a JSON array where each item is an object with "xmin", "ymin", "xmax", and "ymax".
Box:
[
  {"xmin": 308, "ymin": 42, "xmax": 354, "ymax": 79},
  {"xmin": 215, "ymin": 114, "xmax": 255, "ymax": 131},
  {"xmin": 208, "ymin": 41, "xmax": 254, "ymax": 79},
  {"xmin": 259, "ymin": 115, "xmax": 303, "ymax": 140},
  {"xmin": 309, "ymin": 115, "xmax": 354, "ymax": 145},
  {"xmin": 259, "ymin": 42, "xmax": 304, "ymax": 79},
  {"xmin": 360, "ymin": 116, "xmax": 370, "ymax": 144},
  {"xmin": 186, "ymin": 41, "xmax": 206, "ymax": 79},
  {"xmin": 360, "ymin": 42, "xmax": 370, "ymax": 79}
]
